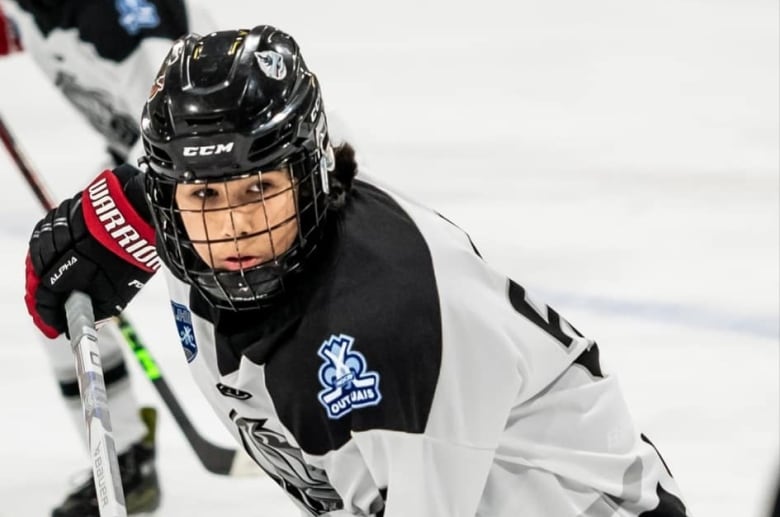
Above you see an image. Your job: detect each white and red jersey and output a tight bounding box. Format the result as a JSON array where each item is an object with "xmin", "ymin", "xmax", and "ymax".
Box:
[
  {"xmin": 152, "ymin": 173, "xmax": 689, "ymax": 517},
  {"xmin": 1, "ymin": 0, "xmax": 213, "ymax": 162}
]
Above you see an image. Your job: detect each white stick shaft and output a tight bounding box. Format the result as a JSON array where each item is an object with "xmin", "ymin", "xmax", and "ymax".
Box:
[{"xmin": 66, "ymin": 292, "xmax": 127, "ymax": 517}]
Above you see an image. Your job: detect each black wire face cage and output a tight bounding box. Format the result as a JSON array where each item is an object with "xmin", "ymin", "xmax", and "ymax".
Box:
[{"xmin": 146, "ymin": 153, "xmax": 330, "ymax": 310}]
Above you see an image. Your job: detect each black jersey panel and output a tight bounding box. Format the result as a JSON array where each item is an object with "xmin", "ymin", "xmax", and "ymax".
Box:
[
  {"xmin": 190, "ymin": 287, "xmax": 305, "ymax": 377},
  {"xmin": 260, "ymin": 181, "xmax": 444, "ymax": 455},
  {"xmin": 187, "ymin": 180, "xmax": 443, "ymax": 456},
  {"xmin": 15, "ymin": 0, "xmax": 188, "ymax": 61}
]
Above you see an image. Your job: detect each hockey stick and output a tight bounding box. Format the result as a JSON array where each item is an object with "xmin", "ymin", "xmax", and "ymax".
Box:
[
  {"xmin": 0, "ymin": 113, "xmax": 253, "ymax": 476},
  {"xmin": 65, "ymin": 291, "xmax": 128, "ymax": 517},
  {"xmin": 0, "ymin": 112, "xmax": 55, "ymax": 208},
  {"xmin": 113, "ymin": 316, "xmax": 250, "ymax": 475}
]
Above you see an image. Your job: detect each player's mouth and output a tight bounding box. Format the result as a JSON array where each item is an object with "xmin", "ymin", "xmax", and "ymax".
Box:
[{"xmin": 220, "ymin": 255, "xmax": 264, "ymax": 271}]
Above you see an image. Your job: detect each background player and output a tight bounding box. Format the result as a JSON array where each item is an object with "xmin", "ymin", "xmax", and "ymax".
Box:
[{"xmin": 0, "ymin": 1, "xmax": 214, "ymax": 515}]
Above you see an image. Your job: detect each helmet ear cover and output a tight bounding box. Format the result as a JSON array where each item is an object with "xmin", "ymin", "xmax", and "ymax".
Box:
[{"xmin": 140, "ymin": 25, "xmax": 334, "ymax": 310}]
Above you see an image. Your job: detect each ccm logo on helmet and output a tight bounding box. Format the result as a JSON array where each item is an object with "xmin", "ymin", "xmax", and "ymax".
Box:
[{"xmin": 183, "ymin": 143, "xmax": 234, "ymax": 157}]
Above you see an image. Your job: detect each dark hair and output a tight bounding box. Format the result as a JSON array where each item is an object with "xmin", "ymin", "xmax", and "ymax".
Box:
[{"xmin": 328, "ymin": 142, "xmax": 358, "ymax": 210}]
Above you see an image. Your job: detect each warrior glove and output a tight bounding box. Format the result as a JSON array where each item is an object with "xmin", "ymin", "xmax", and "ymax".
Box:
[{"xmin": 25, "ymin": 166, "xmax": 160, "ymax": 338}]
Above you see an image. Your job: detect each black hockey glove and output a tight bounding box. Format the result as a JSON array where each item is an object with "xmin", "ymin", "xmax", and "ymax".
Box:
[{"xmin": 25, "ymin": 166, "xmax": 160, "ymax": 338}]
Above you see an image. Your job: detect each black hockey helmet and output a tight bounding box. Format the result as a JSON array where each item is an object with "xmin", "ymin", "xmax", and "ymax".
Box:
[{"xmin": 139, "ymin": 25, "xmax": 335, "ymax": 310}]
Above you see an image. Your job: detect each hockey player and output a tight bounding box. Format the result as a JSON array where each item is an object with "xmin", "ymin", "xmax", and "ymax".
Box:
[
  {"xmin": 24, "ymin": 25, "xmax": 690, "ymax": 516},
  {"xmin": 1, "ymin": 0, "xmax": 212, "ymax": 515}
]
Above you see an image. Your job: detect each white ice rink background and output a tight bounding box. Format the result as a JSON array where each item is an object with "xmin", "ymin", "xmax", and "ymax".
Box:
[{"xmin": 0, "ymin": 1, "xmax": 777, "ymax": 515}]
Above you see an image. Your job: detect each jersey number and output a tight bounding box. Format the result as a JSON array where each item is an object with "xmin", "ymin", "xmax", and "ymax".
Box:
[{"xmin": 507, "ymin": 280, "xmax": 583, "ymax": 350}]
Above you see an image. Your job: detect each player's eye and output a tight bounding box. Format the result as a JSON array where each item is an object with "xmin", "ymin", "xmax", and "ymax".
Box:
[
  {"xmin": 191, "ymin": 186, "xmax": 219, "ymax": 199},
  {"xmin": 248, "ymin": 181, "xmax": 276, "ymax": 195}
]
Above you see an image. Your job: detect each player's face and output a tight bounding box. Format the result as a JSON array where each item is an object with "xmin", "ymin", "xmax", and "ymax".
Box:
[{"xmin": 174, "ymin": 168, "xmax": 298, "ymax": 271}]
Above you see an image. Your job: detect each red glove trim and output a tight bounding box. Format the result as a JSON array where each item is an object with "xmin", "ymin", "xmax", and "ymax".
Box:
[
  {"xmin": 0, "ymin": 8, "xmax": 22, "ymax": 55},
  {"xmin": 24, "ymin": 253, "xmax": 60, "ymax": 339},
  {"xmin": 81, "ymin": 170, "xmax": 161, "ymax": 273}
]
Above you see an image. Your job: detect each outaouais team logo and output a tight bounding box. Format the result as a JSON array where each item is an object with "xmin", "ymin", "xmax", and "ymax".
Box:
[
  {"xmin": 317, "ymin": 334, "xmax": 382, "ymax": 419},
  {"xmin": 171, "ymin": 301, "xmax": 198, "ymax": 363}
]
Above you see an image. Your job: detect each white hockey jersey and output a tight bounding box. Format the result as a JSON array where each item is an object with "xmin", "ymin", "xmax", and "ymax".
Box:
[
  {"xmin": 155, "ymin": 175, "xmax": 689, "ymax": 517},
  {"xmin": 2, "ymin": 0, "xmax": 213, "ymax": 162}
]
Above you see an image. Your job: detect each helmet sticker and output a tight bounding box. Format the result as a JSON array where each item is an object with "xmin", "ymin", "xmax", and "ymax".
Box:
[
  {"xmin": 167, "ymin": 39, "xmax": 185, "ymax": 66},
  {"xmin": 317, "ymin": 334, "xmax": 382, "ymax": 419},
  {"xmin": 148, "ymin": 73, "xmax": 165, "ymax": 101},
  {"xmin": 148, "ymin": 40, "xmax": 185, "ymax": 101},
  {"xmin": 254, "ymin": 50, "xmax": 287, "ymax": 80},
  {"xmin": 314, "ymin": 114, "xmax": 332, "ymax": 194}
]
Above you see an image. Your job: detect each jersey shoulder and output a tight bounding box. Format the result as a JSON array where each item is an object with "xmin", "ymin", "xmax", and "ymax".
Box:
[{"xmin": 263, "ymin": 179, "xmax": 447, "ymax": 455}]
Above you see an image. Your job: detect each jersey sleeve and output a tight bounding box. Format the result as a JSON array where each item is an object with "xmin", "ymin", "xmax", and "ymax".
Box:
[
  {"xmin": 349, "ymin": 431, "xmax": 497, "ymax": 516},
  {"xmin": 338, "ymin": 183, "xmax": 593, "ymax": 515},
  {"xmin": 321, "ymin": 266, "xmax": 591, "ymax": 516}
]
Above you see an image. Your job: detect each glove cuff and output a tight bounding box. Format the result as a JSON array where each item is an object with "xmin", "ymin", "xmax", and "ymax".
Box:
[
  {"xmin": 82, "ymin": 170, "xmax": 161, "ymax": 273},
  {"xmin": 24, "ymin": 253, "xmax": 61, "ymax": 339}
]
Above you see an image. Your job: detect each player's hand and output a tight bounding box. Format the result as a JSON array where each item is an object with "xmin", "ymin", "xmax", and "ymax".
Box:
[
  {"xmin": 0, "ymin": 4, "xmax": 22, "ymax": 56},
  {"xmin": 25, "ymin": 169, "xmax": 159, "ymax": 338}
]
